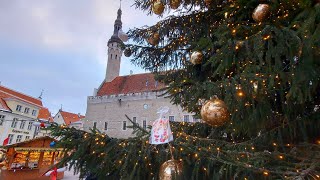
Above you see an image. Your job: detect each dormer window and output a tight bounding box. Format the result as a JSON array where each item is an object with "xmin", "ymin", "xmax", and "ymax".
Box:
[{"xmin": 16, "ymin": 105, "xmax": 22, "ymax": 112}]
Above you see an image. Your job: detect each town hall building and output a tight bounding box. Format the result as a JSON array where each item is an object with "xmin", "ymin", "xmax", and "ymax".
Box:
[{"xmin": 83, "ymin": 8, "xmax": 197, "ymax": 138}]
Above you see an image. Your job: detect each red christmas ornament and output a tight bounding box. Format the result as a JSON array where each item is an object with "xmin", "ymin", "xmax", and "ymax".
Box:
[{"xmin": 40, "ymin": 122, "xmax": 45, "ymax": 128}]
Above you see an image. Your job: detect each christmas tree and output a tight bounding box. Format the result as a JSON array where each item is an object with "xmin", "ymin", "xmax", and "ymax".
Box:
[{"xmin": 49, "ymin": 0, "xmax": 320, "ymax": 179}]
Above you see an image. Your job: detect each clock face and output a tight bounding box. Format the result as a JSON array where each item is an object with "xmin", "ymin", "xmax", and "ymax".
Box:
[{"xmin": 143, "ymin": 104, "xmax": 148, "ymax": 109}]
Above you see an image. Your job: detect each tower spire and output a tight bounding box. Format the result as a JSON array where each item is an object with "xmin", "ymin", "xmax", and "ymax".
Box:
[
  {"xmin": 108, "ymin": 7, "xmax": 123, "ymax": 45},
  {"xmin": 105, "ymin": 7, "xmax": 124, "ymax": 82}
]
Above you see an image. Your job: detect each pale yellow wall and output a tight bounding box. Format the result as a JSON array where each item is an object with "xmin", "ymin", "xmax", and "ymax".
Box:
[{"xmin": 5, "ymin": 99, "xmax": 40, "ymax": 118}]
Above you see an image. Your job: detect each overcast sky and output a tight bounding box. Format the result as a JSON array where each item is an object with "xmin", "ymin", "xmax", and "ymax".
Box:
[{"xmin": 0, "ymin": 0, "xmax": 161, "ymax": 115}]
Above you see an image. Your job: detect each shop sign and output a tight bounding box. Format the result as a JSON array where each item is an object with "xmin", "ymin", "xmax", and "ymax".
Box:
[
  {"xmin": 12, "ymin": 129, "xmax": 30, "ymax": 134},
  {"xmin": 14, "ymin": 147, "xmax": 63, "ymax": 152}
]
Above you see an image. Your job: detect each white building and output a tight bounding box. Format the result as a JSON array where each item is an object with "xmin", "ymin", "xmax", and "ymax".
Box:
[
  {"xmin": 83, "ymin": 8, "xmax": 198, "ymax": 138},
  {"xmin": 53, "ymin": 110, "xmax": 85, "ymax": 130},
  {"xmin": 0, "ymin": 85, "xmax": 53, "ymax": 145}
]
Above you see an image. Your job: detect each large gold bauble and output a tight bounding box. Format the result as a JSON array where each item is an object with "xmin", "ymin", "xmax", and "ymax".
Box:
[
  {"xmin": 148, "ymin": 32, "xmax": 160, "ymax": 46},
  {"xmin": 200, "ymin": 98, "xmax": 229, "ymax": 127},
  {"xmin": 252, "ymin": 4, "xmax": 270, "ymax": 22},
  {"xmin": 159, "ymin": 160, "xmax": 183, "ymax": 180},
  {"xmin": 170, "ymin": 0, "xmax": 180, "ymax": 9},
  {"xmin": 152, "ymin": 0, "xmax": 165, "ymax": 15},
  {"xmin": 190, "ymin": 51, "xmax": 203, "ymax": 65}
]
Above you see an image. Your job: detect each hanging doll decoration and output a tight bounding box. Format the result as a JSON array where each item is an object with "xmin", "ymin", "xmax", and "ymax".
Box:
[{"xmin": 149, "ymin": 107, "xmax": 173, "ymax": 144}]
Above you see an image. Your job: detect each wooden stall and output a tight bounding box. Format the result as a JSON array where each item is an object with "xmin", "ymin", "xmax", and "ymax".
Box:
[{"xmin": 0, "ymin": 136, "xmax": 65, "ymax": 180}]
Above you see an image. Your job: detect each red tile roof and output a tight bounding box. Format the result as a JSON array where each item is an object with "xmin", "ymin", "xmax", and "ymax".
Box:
[
  {"xmin": 0, "ymin": 85, "xmax": 53, "ymax": 122},
  {"xmin": 0, "ymin": 85, "xmax": 42, "ymax": 106},
  {"xmin": 0, "ymin": 91, "xmax": 11, "ymax": 111},
  {"xmin": 60, "ymin": 110, "xmax": 85, "ymax": 125},
  {"xmin": 97, "ymin": 73, "xmax": 165, "ymax": 96},
  {"xmin": 38, "ymin": 108, "xmax": 53, "ymax": 122}
]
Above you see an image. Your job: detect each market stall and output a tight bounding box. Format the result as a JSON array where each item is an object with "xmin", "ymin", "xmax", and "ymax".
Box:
[{"xmin": 0, "ymin": 136, "xmax": 65, "ymax": 180}]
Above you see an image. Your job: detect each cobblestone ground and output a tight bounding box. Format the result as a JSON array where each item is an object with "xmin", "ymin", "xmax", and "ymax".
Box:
[{"xmin": 62, "ymin": 169, "xmax": 80, "ymax": 180}]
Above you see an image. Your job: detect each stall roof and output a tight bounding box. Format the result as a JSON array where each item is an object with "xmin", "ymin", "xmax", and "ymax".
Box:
[{"xmin": 4, "ymin": 136, "xmax": 57, "ymax": 148}]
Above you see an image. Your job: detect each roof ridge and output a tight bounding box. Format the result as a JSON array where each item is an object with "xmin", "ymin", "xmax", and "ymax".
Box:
[
  {"xmin": 60, "ymin": 110, "xmax": 84, "ymax": 116},
  {"xmin": 1, "ymin": 92, "xmax": 43, "ymax": 108},
  {"xmin": 0, "ymin": 85, "xmax": 41, "ymax": 102},
  {"xmin": 118, "ymin": 72, "xmax": 152, "ymax": 78}
]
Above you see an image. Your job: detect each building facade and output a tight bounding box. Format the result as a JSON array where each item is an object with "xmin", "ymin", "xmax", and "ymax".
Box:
[
  {"xmin": 0, "ymin": 85, "xmax": 52, "ymax": 145},
  {"xmin": 53, "ymin": 110, "xmax": 85, "ymax": 130},
  {"xmin": 83, "ymin": 9, "xmax": 197, "ymax": 138}
]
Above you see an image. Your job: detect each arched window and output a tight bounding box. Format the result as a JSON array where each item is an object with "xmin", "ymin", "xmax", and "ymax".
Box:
[
  {"xmin": 115, "ymin": 54, "xmax": 118, "ymax": 60},
  {"xmin": 111, "ymin": 54, "xmax": 113, "ymax": 59}
]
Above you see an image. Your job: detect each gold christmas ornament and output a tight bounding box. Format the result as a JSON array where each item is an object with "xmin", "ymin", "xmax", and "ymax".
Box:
[
  {"xmin": 190, "ymin": 51, "xmax": 203, "ymax": 65},
  {"xmin": 148, "ymin": 32, "xmax": 160, "ymax": 46},
  {"xmin": 170, "ymin": 0, "xmax": 180, "ymax": 9},
  {"xmin": 124, "ymin": 48, "xmax": 132, "ymax": 57},
  {"xmin": 205, "ymin": 0, "xmax": 212, "ymax": 7},
  {"xmin": 200, "ymin": 98, "xmax": 230, "ymax": 127},
  {"xmin": 152, "ymin": 0, "xmax": 165, "ymax": 15},
  {"xmin": 252, "ymin": 4, "xmax": 270, "ymax": 22},
  {"xmin": 159, "ymin": 160, "xmax": 183, "ymax": 180}
]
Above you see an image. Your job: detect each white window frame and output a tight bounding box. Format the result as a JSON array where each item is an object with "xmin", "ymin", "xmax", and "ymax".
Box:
[
  {"xmin": 104, "ymin": 122, "xmax": 108, "ymax": 130},
  {"xmin": 24, "ymin": 107, "xmax": 30, "ymax": 114},
  {"xmin": 93, "ymin": 122, "xmax": 97, "ymax": 129},
  {"xmin": 16, "ymin": 135, "xmax": 22, "ymax": 143},
  {"xmin": 122, "ymin": 121, "xmax": 127, "ymax": 130},
  {"xmin": 8, "ymin": 134, "xmax": 14, "ymax": 144},
  {"xmin": 192, "ymin": 115, "xmax": 198, "ymax": 122},
  {"xmin": 27, "ymin": 122, "xmax": 33, "ymax": 130},
  {"xmin": 11, "ymin": 118, "xmax": 18, "ymax": 128},
  {"xmin": 143, "ymin": 120, "xmax": 147, "ymax": 130},
  {"xmin": 169, "ymin": 116, "xmax": 175, "ymax": 122},
  {"xmin": 32, "ymin": 110, "xmax": 37, "ymax": 116},
  {"xmin": 132, "ymin": 117, "xmax": 137, "ymax": 124},
  {"xmin": 183, "ymin": 115, "xmax": 189, "ymax": 122},
  {"xmin": 25, "ymin": 136, "xmax": 30, "ymax": 140},
  {"xmin": 20, "ymin": 120, "xmax": 26, "ymax": 129},
  {"xmin": 0, "ymin": 115, "xmax": 5, "ymax": 125},
  {"xmin": 16, "ymin": 105, "xmax": 22, "ymax": 112}
]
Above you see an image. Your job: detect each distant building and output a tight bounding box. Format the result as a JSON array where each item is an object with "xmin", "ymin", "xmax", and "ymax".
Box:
[
  {"xmin": 0, "ymin": 85, "xmax": 52, "ymax": 145},
  {"xmin": 53, "ymin": 110, "xmax": 85, "ymax": 130},
  {"xmin": 83, "ymin": 8, "xmax": 198, "ymax": 138}
]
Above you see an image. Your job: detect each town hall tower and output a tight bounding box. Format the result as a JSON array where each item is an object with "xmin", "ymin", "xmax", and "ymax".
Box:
[{"xmin": 105, "ymin": 8, "xmax": 123, "ymax": 82}]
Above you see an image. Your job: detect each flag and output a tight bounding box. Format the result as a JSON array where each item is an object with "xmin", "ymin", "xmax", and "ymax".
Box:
[
  {"xmin": 3, "ymin": 137, "xmax": 9, "ymax": 146},
  {"xmin": 43, "ymin": 167, "xmax": 66, "ymax": 179},
  {"xmin": 50, "ymin": 167, "xmax": 57, "ymax": 180}
]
